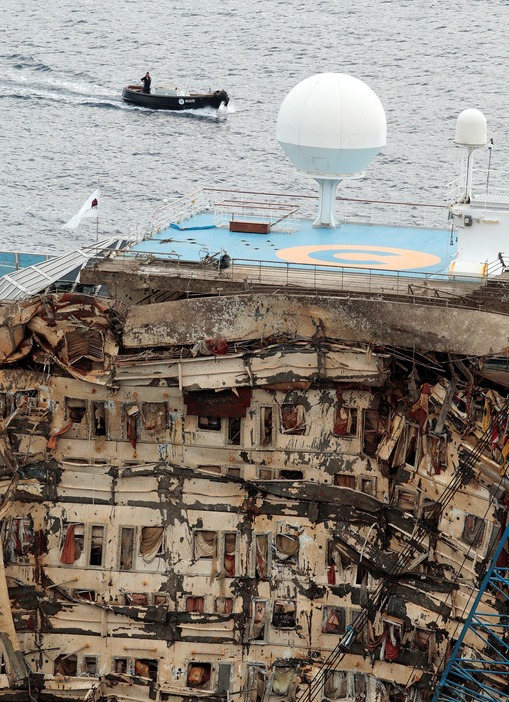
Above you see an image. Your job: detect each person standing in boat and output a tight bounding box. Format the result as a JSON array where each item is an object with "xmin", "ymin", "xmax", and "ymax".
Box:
[{"xmin": 141, "ymin": 72, "xmax": 151, "ymax": 94}]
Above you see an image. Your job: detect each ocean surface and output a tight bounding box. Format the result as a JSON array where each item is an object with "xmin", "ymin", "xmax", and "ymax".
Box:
[{"xmin": 1, "ymin": 0, "xmax": 509, "ymax": 254}]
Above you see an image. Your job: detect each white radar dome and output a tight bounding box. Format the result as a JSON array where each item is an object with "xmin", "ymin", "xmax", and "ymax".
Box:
[
  {"xmin": 276, "ymin": 73, "xmax": 387, "ymax": 178},
  {"xmin": 455, "ymin": 109, "xmax": 487, "ymax": 147},
  {"xmin": 276, "ymin": 73, "xmax": 386, "ymax": 227}
]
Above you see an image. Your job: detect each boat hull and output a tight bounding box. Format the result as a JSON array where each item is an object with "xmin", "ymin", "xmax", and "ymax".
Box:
[{"xmin": 122, "ymin": 85, "xmax": 229, "ymax": 111}]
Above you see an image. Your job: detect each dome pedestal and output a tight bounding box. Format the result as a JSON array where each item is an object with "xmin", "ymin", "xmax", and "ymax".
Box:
[{"xmin": 313, "ymin": 178, "xmax": 340, "ymax": 228}]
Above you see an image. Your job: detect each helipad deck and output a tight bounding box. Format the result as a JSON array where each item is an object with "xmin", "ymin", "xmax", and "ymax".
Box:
[{"xmin": 135, "ymin": 192, "xmax": 455, "ymax": 276}]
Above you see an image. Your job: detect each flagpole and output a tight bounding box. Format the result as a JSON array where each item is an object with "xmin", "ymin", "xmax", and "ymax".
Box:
[{"xmin": 96, "ymin": 184, "xmax": 99, "ymax": 243}]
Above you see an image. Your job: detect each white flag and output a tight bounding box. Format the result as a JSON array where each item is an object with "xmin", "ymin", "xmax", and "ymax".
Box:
[{"xmin": 62, "ymin": 188, "xmax": 100, "ymax": 230}]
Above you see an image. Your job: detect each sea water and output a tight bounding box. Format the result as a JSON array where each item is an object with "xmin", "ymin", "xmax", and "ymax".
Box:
[{"xmin": 1, "ymin": 0, "xmax": 508, "ymax": 253}]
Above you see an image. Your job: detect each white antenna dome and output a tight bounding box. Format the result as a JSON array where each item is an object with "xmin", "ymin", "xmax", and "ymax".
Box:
[
  {"xmin": 276, "ymin": 73, "xmax": 386, "ymax": 227},
  {"xmin": 455, "ymin": 109, "xmax": 487, "ymax": 147}
]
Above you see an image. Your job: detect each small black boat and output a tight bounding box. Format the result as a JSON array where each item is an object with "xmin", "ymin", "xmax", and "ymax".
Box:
[{"xmin": 122, "ymin": 84, "xmax": 229, "ymax": 111}]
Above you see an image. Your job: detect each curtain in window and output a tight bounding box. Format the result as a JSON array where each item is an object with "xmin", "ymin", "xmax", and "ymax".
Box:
[
  {"xmin": 194, "ymin": 531, "xmax": 217, "ymax": 558},
  {"xmin": 187, "ymin": 664, "xmax": 210, "ymax": 688},
  {"xmin": 272, "ymin": 667, "xmax": 295, "ymax": 695},
  {"xmin": 13, "ymin": 518, "xmax": 33, "ymax": 556},
  {"xmin": 324, "ymin": 670, "xmax": 347, "ymax": 699},
  {"xmin": 186, "ymin": 597, "xmax": 205, "ymax": 613},
  {"xmin": 140, "ymin": 526, "xmax": 163, "ymax": 563},
  {"xmin": 126, "ymin": 593, "xmax": 148, "ymax": 606},
  {"xmin": 281, "ymin": 405, "xmax": 305, "ymax": 434},
  {"xmin": 255, "ymin": 534, "xmax": 268, "ymax": 580},
  {"xmin": 249, "ymin": 601, "xmax": 267, "ymax": 640},
  {"xmin": 223, "ymin": 533, "xmax": 236, "ymax": 576},
  {"xmin": 140, "ymin": 403, "xmax": 167, "ymax": 432},
  {"xmin": 120, "ymin": 529, "xmax": 134, "ymax": 570},
  {"xmin": 322, "ymin": 608, "xmax": 344, "ymax": 634},
  {"xmin": 215, "ymin": 598, "xmax": 233, "ymax": 614},
  {"xmin": 60, "ymin": 524, "xmax": 82, "ymax": 564}
]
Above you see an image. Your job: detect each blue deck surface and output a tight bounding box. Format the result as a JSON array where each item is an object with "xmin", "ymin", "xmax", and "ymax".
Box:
[
  {"xmin": 134, "ymin": 213, "xmax": 456, "ymax": 275},
  {"xmin": 0, "ymin": 252, "xmax": 50, "ymax": 278}
]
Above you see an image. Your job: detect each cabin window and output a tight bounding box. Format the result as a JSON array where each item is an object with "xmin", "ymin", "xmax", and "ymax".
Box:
[
  {"xmin": 222, "ymin": 532, "xmax": 237, "ymax": 576},
  {"xmin": 257, "ymin": 466, "xmax": 273, "ymax": 480},
  {"xmin": 245, "ymin": 664, "xmax": 266, "ymax": 702},
  {"xmin": 198, "ymin": 416, "xmax": 221, "ymax": 431},
  {"xmin": 248, "ymin": 599, "xmax": 268, "ymax": 641},
  {"xmin": 420, "ymin": 499, "xmax": 441, "ymax": 529},
  {"xmin": 125, "ymin": 593, "xmax": 149, "ymax": 606},
  {"xmin": 139, "ymin": 526, "xmax": 164, "ymax": 563},
  {"xmin": 274, "ymin": 533, "xmax": 299, "ymax": 563},
  {"xmin": 187, "ymin": 662, "xmax": 211, "ymax": 689},
  {"xmin": 89, "ymin": 525, "xmax": 105, "ymax": 566},
  {"xmin": 280, "ymin": 469, "xmax": 303, "ymax": 480},
  {"xmin": 254, "ymin": 533, "xmax": 269, "ymax": 580},
  {"xmin": 192, "ymin": 531, "xmax": 217, "ymax": 564},
  {"xmin": 462, "ymin": 513, "xmax": 485, "ymax": 548},
  {"xmin": 125, "ymin": 404, "xmax": 140, "ymax": 448},
  {"xmin": 135, "ymin": 659, "xmax": 158, "ymax": 681},
  {"xmin": 198, "ymin": 464, "xmax": 222, "ymax": 475},
  {"xmin": 73, "ymin": 589, "xmax": 96, "ymax": 602},
  {"xmin": 9, "ymin": 517, "xmax": 33, "ymax": 558},
  {"xmin": 227, "ymin": 465, "xmax": 242, "ymax": 478},
  {"xmin": 360, "ymin": 476, "xmax": 376, "ymax": 495},
  {"xmin": 119, "ymin": 527, "xmax": 135, "ymax": 571},
  {"xmin": 260, "ymin": 406, "xmax": 274, "ymax": 447},
  {"xmin": 92, "ymin": 402, "xmax": 107, "ymax": 436},
  {"xmin": 410, "ymin": 628, "xmax": 434, "ymax": 653},
  {"xmin": 113, "ymin": 658, "xmax": 129, "ymax": 674},
  {"xmin": 81, "ymin": 656, "xmax": 98, "ymax": 676},
  {"xmin": 215, "ymin": 597, "xmax": 234, "ymax": 614},
  {"xmin": 322, "ymin": 606, "xmax": 346, "ymax": 634},
  {"xmin": 353, "ymin": 674, "xmax": 367, "ymax": 700},
  {"xmin": 334, "ymin": 474, "xmax": 356, "ymax": 488},
  {"xmin": 55, "ymin": 654, "xmax": 77, "ymax": 676},
  {"xmin": 395, "ymin": 487, "xmax": 417, "ymax": 513},
  {"xmin": 66, "ymin": 398, "xmax": 87, "ymax": 423},
  {"xmin": 217, "ymin": 663, "xmax": 232, "ymax": 695},
  {"xmin": 228, "ymin": 416, "xmax": 242, "ymax": 445},
  {"xmin": 333, "ymin": 406, "xmax": 358, "ymax": 437},
  {"xmin": 363, "ymin": 409, "xmax": 381, "ymax": 456},
  {"xmin": 60, "ymin": 523, "xmax": 84, "ymax": 564},
  {"xmin": 140, "ymin": 402, "xmax": 168, "ymax": 434},
  {"xmin": 186, "ymin": 596, "xmax": 205, "ymax": 612},
  {"xmin": 280, "ymin": 403, "xmax": 306, "ymax": 435},
  {"xmin": 323, "ymin": 670, "xmax": 348, "ymax": 699},
  {"xmin": 355, "ymin": 563, "xmax": 369, "ymax": 586},
  {"xmin": 272, "ymin": 599, "xmax": 297, "ymax": 629},
  {"xmin": 153, "ymin": 593, "xmax": 168, "ymax": 606}
]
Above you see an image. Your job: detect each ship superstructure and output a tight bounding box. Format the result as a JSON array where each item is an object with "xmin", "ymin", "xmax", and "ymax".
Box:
[{"xmin": 0, "ymin": 75, "xmax": 508, "ymax": 702}]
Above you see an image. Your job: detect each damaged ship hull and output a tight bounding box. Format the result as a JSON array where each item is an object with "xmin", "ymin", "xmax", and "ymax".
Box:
[{"xmin": 0, "ymin": 276, "xmax": 507, "ymax": 702}]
